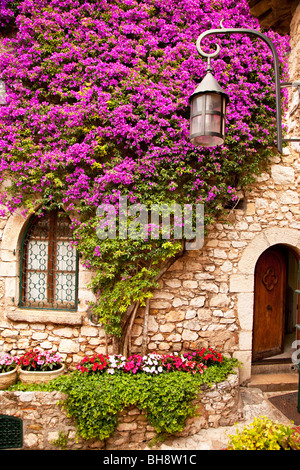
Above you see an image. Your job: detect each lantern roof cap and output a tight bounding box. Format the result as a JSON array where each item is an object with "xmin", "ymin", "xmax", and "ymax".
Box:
[{"xmin": 189, "ymin": 71, "xmax": 229, "ymax": 103}]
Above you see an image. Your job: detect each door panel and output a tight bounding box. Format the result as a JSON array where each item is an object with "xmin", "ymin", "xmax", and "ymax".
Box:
[{"xmin": 253, "ymin": 247, "xmax": 286, "ymax": 361}]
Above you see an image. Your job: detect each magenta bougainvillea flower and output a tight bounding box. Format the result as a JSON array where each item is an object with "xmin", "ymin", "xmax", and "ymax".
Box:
[{"xmin": 0, "ymin": 0, "xmax": 290, "ymax": 338}]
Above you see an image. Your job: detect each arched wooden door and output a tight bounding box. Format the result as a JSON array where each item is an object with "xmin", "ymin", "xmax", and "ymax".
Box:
[{"xmin": 252, "ymin": 246, "xmax": 286, "ymax": 362}]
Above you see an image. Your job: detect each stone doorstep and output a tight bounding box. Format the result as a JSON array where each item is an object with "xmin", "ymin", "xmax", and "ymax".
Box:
[
  {"xmin": 248, "ymin": 361, "xmax": 300, "ymax": 393},
  {"xmin": 249, "ymin": 372, "xmax": 299, "ymax": 393},
  {"xmin": 251, "ymin": 362, "xmax": 297, "ymax": 375}
]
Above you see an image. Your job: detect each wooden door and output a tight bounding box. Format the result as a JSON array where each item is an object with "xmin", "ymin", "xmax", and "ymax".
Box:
[{"xmin": 252, "ymin": 247, "xmax": 286, "ymax": 361}]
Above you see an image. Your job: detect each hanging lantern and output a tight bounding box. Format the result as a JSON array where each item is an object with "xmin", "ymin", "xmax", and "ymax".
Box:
[
  {"xmin": 189, "ymin": 70, "xmax": 229, "ymax": 147},
  {"xmin": 0, "ymin": 80, "xmax": 6, "ymax": 105}
]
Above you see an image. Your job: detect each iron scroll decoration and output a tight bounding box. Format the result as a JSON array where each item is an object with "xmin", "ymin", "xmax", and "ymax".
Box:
[{"xmin": 194, "ymin": 20, "xmax": 300, "ymax": 154}]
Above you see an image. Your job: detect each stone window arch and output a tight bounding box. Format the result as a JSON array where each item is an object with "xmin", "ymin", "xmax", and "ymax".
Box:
[{"xmin": 19, "ymin": 209, "xmax": 78, "ymax": 311}]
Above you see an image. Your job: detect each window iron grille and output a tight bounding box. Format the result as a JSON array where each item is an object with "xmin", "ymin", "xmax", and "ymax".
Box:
[
  {"xmin": 19, "ymin": 210, "xmax": 78, "ymax": 311},
  {"xmin": 0, "ymin": 415, "xmax": 23, "ymax": 449}
]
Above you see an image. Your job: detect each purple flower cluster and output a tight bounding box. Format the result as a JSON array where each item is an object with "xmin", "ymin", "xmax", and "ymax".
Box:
[
  {"xmin": 0, "ymin": 1, "xmax": 290, "ymax": 330},
  {"xmin": 0, "ymin": 353, "xmax": 19, "ymax": 372},
  {"xmin": 0, "ymin": 0, "xmax": 15, "ymax": 28},
  {"xmin": 0, "ymin": 0, "xmax": 290, "ymax": 219}
]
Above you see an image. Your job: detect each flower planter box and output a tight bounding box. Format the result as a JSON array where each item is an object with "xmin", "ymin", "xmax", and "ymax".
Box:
[
  {"xmin": 19, "ymin": 365, "xmax": 65, "ymax": 384},
  {"xmin": 0, "ymin": 368, "xmax": 18, "ymax": 390},
  {"xmin": 0, "ymin": 371, "xmax": 240, "ymax": 450}
]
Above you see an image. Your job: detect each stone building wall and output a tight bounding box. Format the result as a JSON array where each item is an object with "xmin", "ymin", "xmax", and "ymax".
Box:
[
  {"xmin": 131, "ymin": 146, "xmax": 300, "ymax": 383},
  {"xmin": 0, "ymin": 6, "xmax": 300, "ymax": 383}
]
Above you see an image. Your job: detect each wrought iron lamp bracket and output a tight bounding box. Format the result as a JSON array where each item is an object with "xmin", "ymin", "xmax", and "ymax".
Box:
[{"xmin": 195, "ymin": 20, "xmax": 300, "ymax": 153}]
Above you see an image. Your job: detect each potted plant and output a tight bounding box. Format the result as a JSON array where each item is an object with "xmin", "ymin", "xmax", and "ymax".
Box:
[
  {"xmin": 18, "ymin": 349, "xmax": 65, "ymax": 384},
  {"xmin": 0, "ymin": 353, "xmax": 19, "ymax": 390}
]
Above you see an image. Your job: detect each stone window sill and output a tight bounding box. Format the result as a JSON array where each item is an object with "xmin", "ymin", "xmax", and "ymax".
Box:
[{"xmin": 7, "ymin": 309, "xmax": 83, "ymax": 326}]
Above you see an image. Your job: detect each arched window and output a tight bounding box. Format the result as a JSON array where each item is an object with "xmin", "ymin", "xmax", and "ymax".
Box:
[{"xmin": 19, "ymin": 210, "xmax": 78, "ymax": 311}]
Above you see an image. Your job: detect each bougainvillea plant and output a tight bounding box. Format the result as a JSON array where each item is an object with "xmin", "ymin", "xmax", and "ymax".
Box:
[{"xmin": 0, "ymin": 0, "xmax": 290, "ymax": 353}]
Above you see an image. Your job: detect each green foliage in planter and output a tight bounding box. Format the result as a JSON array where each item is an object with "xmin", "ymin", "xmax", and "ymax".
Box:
[
  {"xmin": 9, "ymin": 358, "xmax": 238, "ymax": 442},
  {"xmin": 51, "ymin": 371, "xmax": 204, "ymax": 440},
  {"xmin": 227, "ymin": 416, "xmax": 300, "ymax": 450}
]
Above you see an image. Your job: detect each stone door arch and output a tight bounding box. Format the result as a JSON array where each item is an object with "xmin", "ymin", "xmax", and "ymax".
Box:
[
  {"xmin": 229, "ymin": 227, "xmax": 300, "ymax": 383},
  {"xmin": 253, "ymin": 245, "xmax": 287, "ymax": 361}
]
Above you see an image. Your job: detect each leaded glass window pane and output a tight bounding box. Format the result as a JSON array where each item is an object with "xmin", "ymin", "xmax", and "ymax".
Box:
[
  {"xmin": 20, "ymin": 210, "xmax": 78, "ymax": 310},
  {"xmin": 27, "ymin": 240, "xmax": 48, "ymax": 271},
  {"xmin": 26, "ymin": 272, "xmax": 48, "ymax": 303}
]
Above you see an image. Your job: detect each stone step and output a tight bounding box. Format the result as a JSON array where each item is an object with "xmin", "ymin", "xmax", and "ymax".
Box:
[
  {"xmin": 252, "ymin": 362, "xmax": 297, "ymax": 375},
  {"xmin": 249, "ymin": 372, "xmax": 299, "ymax": 392}
]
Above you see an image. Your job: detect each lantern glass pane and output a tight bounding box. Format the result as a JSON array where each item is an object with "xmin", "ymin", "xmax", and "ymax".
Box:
[
  {"xmin": 205, "ymin": 93, "xmax": 221, "ymax": 112},
  {"xmin": 191, "ymin": 94, "xmax": 204, "ymax": 115},
  {"xmin": 195, "ymin": 134, "xmax": 223, "ymax": 147},
  {"xmin": 190, "ymin": 115, "xmax": 202, "ymax": 138},
  {"xmin": 205, "ymin": 113, "xmax": 221, "ymax": 134}
]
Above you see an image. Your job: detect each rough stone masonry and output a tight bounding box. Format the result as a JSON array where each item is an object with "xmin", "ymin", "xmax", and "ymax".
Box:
[{"xmin": 0, "ymin": 3, "xmax": 300, "ymax": 386}]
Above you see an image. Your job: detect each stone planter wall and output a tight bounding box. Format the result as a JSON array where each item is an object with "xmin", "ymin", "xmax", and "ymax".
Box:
[
  {"xmin": 0, "ymin": 372, "xmax": 239, "ymax": 450},
  {"xmin": 0, "ymin": 3, "xmax": 300, "ymax": 391}
]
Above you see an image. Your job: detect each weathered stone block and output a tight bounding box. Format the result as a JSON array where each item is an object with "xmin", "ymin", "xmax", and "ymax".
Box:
[
  {"xmin": 164, "ymin": 279, "xmax": 182, "ymax": 288},
  {"xmin": 182, "ymin": 330, "xmax": 198, "ymax": 341},
  {"xmin": 280, "ymin": 190, "xmax": 299, "ymax": 205},
  {"xmin": 271, "ymin": 165, "xmax": 295, "ymax": 184},
  {"xmin": 190, "ymin": 296, "xmax": 205, "ymax": 307},
  {"xmin": 58, "ymin": 339, "xmax": 79, "ymax": 353},
  {"xmin": 229, "ymin": 274, "xmax": 254, "ymax": 293},
  {"xmin": 209, "ymin": 294, "xmax": 230, "ymax": 308},
  {"xmin": 165, "ymin": 310, "xmax": 185, "ymax": 322},
  {"xmin": 80, "ymin": 326, "xmax": 100, "ymax": 337},
  {"xmin": 183, "ymin": 319, "xmax": 201, "ymax": 331},
  {"xmin": 182, "ymin": 280, "xmax": 198, "ymax": 289},
  {"xmin": 237, "ymin": 293, "xmax": 254, "ymax": 330}
]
